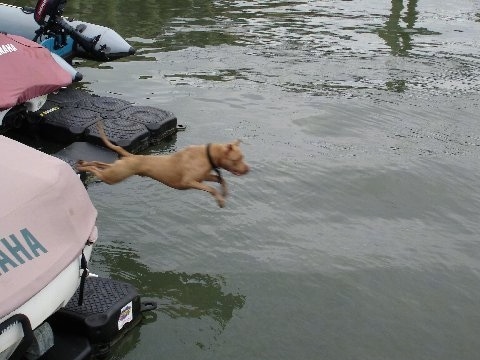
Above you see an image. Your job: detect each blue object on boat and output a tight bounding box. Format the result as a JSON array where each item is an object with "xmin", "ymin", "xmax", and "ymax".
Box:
[{"xmin": 41, "ymin": 37, "xmax": 75, "ymax": 60}]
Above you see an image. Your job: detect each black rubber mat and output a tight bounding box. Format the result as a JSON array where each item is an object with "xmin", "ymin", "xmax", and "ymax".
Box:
[
  {"xmin": 37, "ymin": 88, "xmax": 177, "ymax": 152},
  {"xmin": 64, "ymin": 277, "xmax": 138, "ymax": 316},
  {"xmin": 51, "ymin": 277, "xmax": 142, "ymax": 344},
  {"xmin": 45, "ymin": 87, "xmax": 91, "ymax": 106}
]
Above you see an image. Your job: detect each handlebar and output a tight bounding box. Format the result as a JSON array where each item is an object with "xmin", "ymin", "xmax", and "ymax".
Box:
[{"xmin": 55, "ymin": 17, "xmax": 105, "ymax": 58}]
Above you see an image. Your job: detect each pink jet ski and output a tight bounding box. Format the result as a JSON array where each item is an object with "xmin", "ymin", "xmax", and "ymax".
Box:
[
  {"xmin": 0, "ymin": 135, "xmax": 155, "ymax": 360},
  {"xmin": 0, "ymin": 135, "xmax": 98, "ymax": 359},
  {"xmin": 0, "ymin": 32, "xmax": 79, "ymax": 132}
]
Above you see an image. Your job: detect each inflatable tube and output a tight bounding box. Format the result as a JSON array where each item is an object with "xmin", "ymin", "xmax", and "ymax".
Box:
[{"xmin": 0, "ymin": 3, "xmax": 135, "ymax": 61}]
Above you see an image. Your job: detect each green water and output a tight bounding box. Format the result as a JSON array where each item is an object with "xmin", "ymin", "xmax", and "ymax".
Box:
[{"xmin": 15, "ymin": 0, "xmax": 480, "ymax": 359}]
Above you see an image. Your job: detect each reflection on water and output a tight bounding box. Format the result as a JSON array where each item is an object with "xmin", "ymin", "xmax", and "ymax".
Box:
[
  {"xmin": 378, "ymin": 0, "xmax": 417, "ymax": 56},
  {"xmin": 377, "ymin": 0, "xmax": 439, "ymax": 57},
  {"xmin": 15, "ymin": 0, "xmax": 480, "ymax": 97},
  {"xmin": 92, "ymin": 243, "xmax": 246, "ymax": 348}
]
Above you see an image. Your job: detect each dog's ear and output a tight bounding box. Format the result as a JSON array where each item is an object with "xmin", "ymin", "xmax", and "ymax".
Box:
[
  {"xmin": 229, "ymin": 139, "xmax": 241, "ymax": 148},
  {"xmin": 226, "ymin": 140, "xmax": 242, "ymax": 152}
]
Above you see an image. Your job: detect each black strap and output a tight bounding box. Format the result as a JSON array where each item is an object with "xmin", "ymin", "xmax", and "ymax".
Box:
[
  {"xmin": 206, "ymin": 143, "xmax": 222, "ymax": 179},
  {"xmin": 78, "ymin": 250, "xmax": 88, "ymax": 306}
]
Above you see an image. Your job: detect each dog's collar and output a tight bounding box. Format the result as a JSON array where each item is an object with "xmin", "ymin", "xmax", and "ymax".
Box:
[{"xmin": 206, "ymin": 143, "xmax": 222, "ymax": 179}]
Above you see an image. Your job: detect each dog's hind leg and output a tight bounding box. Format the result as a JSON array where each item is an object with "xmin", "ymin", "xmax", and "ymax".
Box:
[
  {"xmin": 77, "ymin": 160, "xmax": 112, "ymax": 169},
  {"xmin": 75, "ymin": 164, "xmax": 121, "ymax": 185}
]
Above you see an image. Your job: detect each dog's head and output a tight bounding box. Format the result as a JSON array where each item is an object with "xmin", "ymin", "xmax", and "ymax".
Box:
[{"xmin": 218, "ymin": 140, "xmax": 250, "ymax": 175}]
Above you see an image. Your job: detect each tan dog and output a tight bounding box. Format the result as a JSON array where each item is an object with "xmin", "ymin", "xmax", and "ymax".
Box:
[{"xmin": 76, "ymin": 123, "xmax": 249, "ymax": 207}]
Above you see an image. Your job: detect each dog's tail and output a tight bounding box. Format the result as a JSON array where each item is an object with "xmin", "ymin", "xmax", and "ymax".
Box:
[{"xmin": 96, "ymin": 121, "xmax": 132, "ymax": 157}]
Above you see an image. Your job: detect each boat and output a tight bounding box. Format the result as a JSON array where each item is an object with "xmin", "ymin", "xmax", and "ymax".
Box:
[
  {"xmin": 0, "ymin": 0, "xmax": 179, "ymax": 161},
  {"xmin": 0, "ymin": 0, "xmax": 135, "ymax": 62},
  {"xmin": 0, "ymin": 34, "xmax": 178, "ymax": 162},
  {"xmin": 0, "ymin": 31, "xmax": 76, "ymax": 132},
  {"xmin": 0, "ymin": 6, "xmax": 158, "ymax": 359},
  {"xmin": 0, "ymin": 0, "xmax": 137, "ymax": 132},
  {"xmin": 0, "ymin": 136, "xmax": 156, "ymax": 360},
  {"xmin": 0, "ymin": 135, "xmax": 98, "ymax": 359}
]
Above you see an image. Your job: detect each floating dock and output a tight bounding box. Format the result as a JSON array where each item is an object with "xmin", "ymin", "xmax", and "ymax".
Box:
[
  {"xmin": 38, "ymin": 87, "xmax": 178, "ymax": 151},
  {"xmin": 26, "ymin": 87, "xmax": 182, "ymax": 169}
]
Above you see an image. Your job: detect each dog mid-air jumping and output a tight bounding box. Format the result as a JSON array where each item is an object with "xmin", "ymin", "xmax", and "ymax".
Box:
[{"xmin": 76, "ymin": 123, "xmax": 250, "ymax": 207}]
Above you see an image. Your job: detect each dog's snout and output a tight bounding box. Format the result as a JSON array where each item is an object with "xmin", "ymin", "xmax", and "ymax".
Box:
[
  {"xmin": 230, "ymin": 161, "xmax": 249, "ymax": 176},
  {"xmin": 238, "ymin": 162, "xmax": 250, "ymax": 175}
]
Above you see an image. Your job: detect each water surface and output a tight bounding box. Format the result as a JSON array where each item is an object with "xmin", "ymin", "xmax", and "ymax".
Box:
[{"xmin": 15, "ymin": 0, "xmax": 480, "ymax": 358}]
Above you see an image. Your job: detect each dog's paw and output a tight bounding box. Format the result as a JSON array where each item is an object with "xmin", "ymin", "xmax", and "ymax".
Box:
[
  {"xmin": 221, "ymin": 183, "xmax": 228, "ymax": 197},
  {"xmin": 216, "ymin": 196, "xmax": 225, "ymax": 208}
]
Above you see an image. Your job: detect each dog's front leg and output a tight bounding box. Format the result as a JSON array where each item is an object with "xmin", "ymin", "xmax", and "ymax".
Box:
[
  {"xmin": 204, "ymin": 174, "xmax": 228, "ymax": 197},
  {"xmin": 187, "ymin": 181, "xmax": 225, "ymax": 208},
  {"xmin": 219, "ymin": 176, "xmax": 228, "ymax": 198}
]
